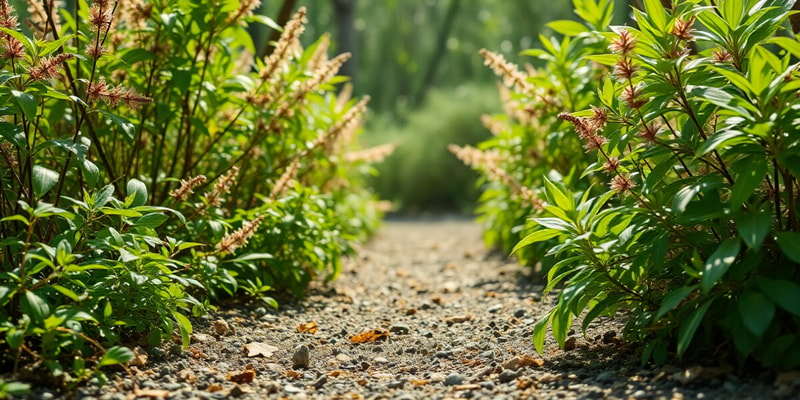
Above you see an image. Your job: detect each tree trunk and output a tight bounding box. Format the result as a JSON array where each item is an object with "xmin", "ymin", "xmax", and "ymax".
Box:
[
  {"xmin": 262, "ymin": 0, "xmax": 299, "ymax": 59},
  {"xmin": 791, "ymin": 0, "xmax": 800, "ymax": 34},
  {"xmin": 414, "ymin": 0, "xmax": 461, "ymax": 105},
  {"xmin": 333, "ymin": 0, "xmax": 358, "ymax": 85}
]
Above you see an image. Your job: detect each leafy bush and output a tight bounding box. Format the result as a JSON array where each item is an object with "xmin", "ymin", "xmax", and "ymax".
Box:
[
  {"xmin": 368, "ymin": 84, "xmax": 499, "ymax": 213},
  {"xmin": 459, "ymin": 0, "xmax": 800, "ymax": 368},
  {"xmin": 0, "ymin": 0, "xmax": 387, "ymax": 387}
]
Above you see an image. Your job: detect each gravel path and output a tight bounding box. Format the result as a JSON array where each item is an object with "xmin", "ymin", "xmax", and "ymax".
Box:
[{"xmin": 21, "ymin": 218, "xmax": 798, "ymax": 399}]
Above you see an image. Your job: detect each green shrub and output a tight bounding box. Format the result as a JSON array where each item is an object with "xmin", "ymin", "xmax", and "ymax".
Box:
[
  {"xmin": 368, "ymin": 84, "xmax": 499, "ymax": 213},
  {"xmin": 0, "ymin": 1, "xmax": 386, "ymax": 387},
  {"xmin": 461, "ymin": 0, "xmax": 800, "ymax": 368}
]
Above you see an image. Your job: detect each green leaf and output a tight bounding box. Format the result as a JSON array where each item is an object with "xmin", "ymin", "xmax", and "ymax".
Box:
[
  {"xmin": 80, "ymin": 159, "xmax": 100, "ymax": 188},
  {"xmin": 94, "ymin": 110, "xmax": 135, "ymax": 143},
  {"xmin": 729, "ymin": 158, "xmax": 767, "ymax": 210},
  {"xmin": 20, "ymin": 290, "xmax": 51, "ymax": 323},
  {"xmin": 532, "ymin": 311, "xmax": 553, "ymax": 355},
  {"xmin": 547, "ymin": 20, "xmax": 588, "ymax": 36},
  {"xmin": 543, "ymin": 177, "xmax": 574, "ymax": 211},
  {"xmin": 11, "ymin": 90, "xmax": 38, "ymax": 120},
  {"xmin": 98, "ymin": 346, "xmax": 134, "ymax": 367},
  {"xmin": 134, "ymin": 213, "xmax": 169, "ymax": 228},
  {"xmin": 737, "ymin": 290, "xmax": 774, "ymax": 337},
  {"xmin": 701, "ymin": 238, "xmax": 740, "ymax": 293},
  {"xmin": 511, "ymin": 229, "xmax": 560, "ymax": 255},
  {"xmin": 172, "ymin": 311, "xmax": 192, "ymax": 349},
  {"xmin": 32, "ymin": 165, "xmax": 59, "ymax": 198},
  {"xmin": 6, "ymin": 328, "xmax": 23, "ymax": 349},
  {"xmin": 776, "ymin": 232, "xmax": 800, "ymax": 263},
  {"xmin": 677, "ymin": 299, "xmax": 713, "ymax": 356},
  {"xmin": 655, "ymin": 285, "xmax": 697, "ymax": 320},
  {"xmin": 93, "ymin": 185, "xmax": 115, "ymax": 208},
  {"xmin": 126, "ymin": 178, "xmax": 148, "ymax": 207},
  {"xmin": 735, "ymin": 209, "xmax": 770, "ymax": 250},
  {"xmin": 758, "ymin": 278, "xmax": 800, "ymax": 317},
  {"xmin": 0, "ymin": 381, "xmax": 30, "ymax": 395},
  {"xmin": 643, "ymin": 0, "xmax": 667, "ymax": 30}
]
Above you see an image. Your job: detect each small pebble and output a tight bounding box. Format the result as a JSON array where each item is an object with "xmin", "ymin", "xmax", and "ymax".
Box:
[
  {"xmin": 284, "ymin": 384, "xmax": 304, "ymax": 394},
  {"xmin": 292, "ymin": 344, "xmax": 310, "ymax": 369},
  {"xmin": 444, "ymin": 373, "xmax": 467, "ymax": 386},
  {"xmin": 390, "ymin": 323, "xmax": 411, "ymax": 335},
  {"xmin": 374, "ymin": 356, "xmax": 389, "ymax": 364},
  {"xmin": 632, "ymin": 390, "xmax": 649, "ymax": 399},
  {"xmin": 388, "ymin": 380, "xmax": 405, "ymax": 389},
  {"xmin": 488, "ymin": 304, "xmax": 502, "ymax": 313},
  {"xmin": 513, "ymin": 308, "xmax": 527, "ymax": 318},
  {"xmin": 434, "ymin": 350, "xmax": 453, "ymax": 358},
  {"xmin": 313, "ymin": 375, "xmax": 327, "ymax": 389},
  {"xmin": 499, "ymin": 369, "xmax": 520, "ymax": 383}
]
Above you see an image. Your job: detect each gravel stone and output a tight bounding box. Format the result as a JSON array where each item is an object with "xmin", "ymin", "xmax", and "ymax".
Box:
[
  {"xmin": 292, "ymin": 344, "xmax": 310, "ymax": 369},
  {"xmin": 16, "ymin": 220, "xmax": 785, "ymax": 400},
  {"xmin": 390, "ymin": 323, "xmax": 411, "ymax": 335},
  {"xmin": 444, "ymin": 373, "xmax": 467, "ymax": 386}
]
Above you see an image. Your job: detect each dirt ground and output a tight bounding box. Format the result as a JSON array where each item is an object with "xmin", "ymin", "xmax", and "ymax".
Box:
[{"xmin": 14, "ymin": 218, "xmax": 798, "ymax": 399}]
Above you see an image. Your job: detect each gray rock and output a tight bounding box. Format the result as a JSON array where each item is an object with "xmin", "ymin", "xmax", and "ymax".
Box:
[
  {"xmin": 631, "ymin": 389, "xmax": 649, "ymax": 399},
  {"xmin": 444, "ymin": 373, "xmax": 467, "ymax": 386},
  {"xmin": 313, "ymin": 375, "xmax": 328, "ymax": 389},
  {"xmin": 434, "ymin": 350, "xmax": 453, "ymax": 358},
  {"xmin": 284, "ymin": 384, "xmax": 304, "ymax": 394},
  {"xmin": 513, "ymin": 308, "xmax": 527, "ymax": 318},
  {"xmin": 390, "ymin": 323, "xmax": 411, "ymax": 335},
  {"xmin": 292, "ymin": 344, "xmax": 310, "ymax": 369},
  {"xmin": 499, "ymin": 369, "xmax": 520, "ymax": 383},
  {"xmin": 388, "ymin": 380, "xmax": 405, "ymax": 389},
  {"xmin": 596, "ymin": 371, "xmax": 616, "ymax": 383},
  {"xmin": 488, "ymin": 304, "xmax": 502, "ymax": 313}
]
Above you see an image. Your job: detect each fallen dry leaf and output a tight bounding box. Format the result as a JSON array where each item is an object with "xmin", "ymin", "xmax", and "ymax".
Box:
[
  {"xmin": 186, "ymin": 347, "xmax": 208, "ymax": 359},
  {"xmin": 191, "ymin": 333, "xmax": 214, "ymax": 343},
  {"xmin": 485, "ymin": 291, "xmax": 497, "ymax": 298},
  {"xmin": 227, "ymin": 364, "xmax": 257, "ymax": 384},
  {"xmin": 443, "ymin": 315, "xmax": 472, "ymax": 325},
  {"xmin": 127, "ymin": 347, "xmax": 148, "ymax": 367},
  {"xmin": 517, "ymin": 376, "xmax": 535, "ymax": 390},
  {"xmin": 284, "ymin": 370, "xmax": 302, "ymax": 380},
  {"xmin": 134, "ymin": 389, "xmax": 171, "ymax": 398},
  {"xmin": 404, "ymin": 308, "xmax": 418, "ymax": 315},
  {"xmin": 349, "ymin": 328, "xmax": 390, "ymax": 344},
  {"xmin": 564, "ymin": 337, "xmax": 577, "ymax": 351},
  {"xmin": 207, "ymin": 383, "xmax": 224, "ymax": 392},
  {"xmin": 177, "ymin": 368, "xmax": 196, "ymax": 383},
  {"xmin": 243, "ymin": 342, "xmax": 278, "ymax": 358},
  {"xmin": 431, "ymin": 296, "xmax": 443, "ymax": 305},
  {"xmin": 211, "ymin": 319, "xmax": 229, "ymax": 336},
  {"xmin": 453, "ymin": 384, "xmax": 481, "ymax": 391},
  {"xmin": 356, "ymin": 378, "xmax": 368, "ymax": 386},
  {"xmin": 297, "ymin": 321, "xmax": 319, "ymax": 334},
  {"xmin": 410, "ymin": 378, "xmax": 429, "ymax": 386},
  {"xmin": 501, "ymin": 354, "xmax": 545, "ymax": 371}
]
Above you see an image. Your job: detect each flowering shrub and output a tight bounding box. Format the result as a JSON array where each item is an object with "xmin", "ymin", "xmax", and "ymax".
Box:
[
  {"xmin": 0, "ymin": 1, "xmax": 388, "ymax": 388},
  {"xmin": 459, "ymin": 0, "xmax": 800, "ymax": 368}
]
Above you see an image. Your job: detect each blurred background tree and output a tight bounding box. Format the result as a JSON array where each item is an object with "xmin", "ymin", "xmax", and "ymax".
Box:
[{"xmin": 251, "ymin": 0, "xmax": 632, "ymax": 213}]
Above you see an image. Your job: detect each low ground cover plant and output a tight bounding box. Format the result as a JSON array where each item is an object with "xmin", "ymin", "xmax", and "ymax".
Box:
[
  {"xmin": 457, "ymin": 0, "xmax": 800, "ymax": 368},
  {"xmin": 0, "ymin": 0, "xmax": 388, "ymax": 390}
]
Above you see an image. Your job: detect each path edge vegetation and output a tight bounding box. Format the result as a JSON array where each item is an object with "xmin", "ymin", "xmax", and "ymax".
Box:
[
  {"xmin": 454, "ymin": 0, "xmax": 800, "ymax": 370},
  {"xmin": 0, "ymin": 0, "xmax": 391, "ymax": 394}
]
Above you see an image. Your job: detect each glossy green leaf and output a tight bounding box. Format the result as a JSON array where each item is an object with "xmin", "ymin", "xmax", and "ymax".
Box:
[
  {"xmin": 172, "ymin": 311, "xmax": 192, "ymax": 349},
  {"xmin": 126, "ymin": 178, "xmax": 148, "ymax": 207},
  {"xmin": 735, "ymin": 209, "xmax": 770, "ymax": 250},
  {"xmin": 11, "ymin": 90, "xmax": 37, "ymax": 120},
  {"xmin": 656, "ymin": 285, "xmax": 697, "ymax": 320},
  {"xmin": 677, "ymin": 299, "xmax": 713, "ymax": 356},
  {"xmin": 701, "ymin": 238, "xmax": 740, "ymax": 293},
  {"xmin": 32, "ymin": 165, "xmax": 59, "ymax": 198},
  {"xmin": 758, "ymin": 279, "xmax": 800, "ymax": 317},
  {"xmin": 738, "ymin": 290, "xmax": 774, "ymax": 337},
  {"xmin": 776, "ymin": 232, "xmax": 800, "ymax": 263},
  {"xmin": 20, "ymin": 290, "xmax": 51, "ymax": 323},
  {"xmin": 98, "ymin": 346, "xmax": 134, "ymax": 367},
  {"xmin": 134, "ymin": 213, "xmax": 169, "ymax": 228},
  {"xmin": 512, "ymin": 229, "xmax": 560, "ymax": 255},
  {"xmin": 729, "ymin": 158, "xmax": 767, "ymax": 211},
  {"xmin": 547, "ymin": 20, "xmax": 588, "ymax": 36}
]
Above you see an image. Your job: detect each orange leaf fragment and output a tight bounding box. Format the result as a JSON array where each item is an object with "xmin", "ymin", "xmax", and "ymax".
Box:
[
  {"xmin": 297, "ymin": 321, "xmax": 319, "ymax": 334},
  {"xmin": 243, "ymin": 342, "xmax": 278, "ymax": 358},
  {"xmin": 284, "ymin": 370, "xmax": 302, "ymax": 380},
  {"xmin": 349, "ymin": 328, "xmax": 390, "ymax": 344},
  {"xmin": 501, "ymin": 354, "xmax": 545, "ymax": 371},
  {"xmin": 410, "ymin": 378, "xmax": 429, "ymax": 386},
  {"xmin": 207, "ymin": 383, "xmax": 224, "ymax": 392},
  {"xmin": 227, "ymin": 364, "xmax": 257, "ymax": 384}
]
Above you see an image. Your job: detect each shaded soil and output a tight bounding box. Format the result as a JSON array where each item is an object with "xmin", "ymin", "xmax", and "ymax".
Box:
[{"xmin": 13, "ymin": 218, "xmax": 799, "ymax": 399}]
